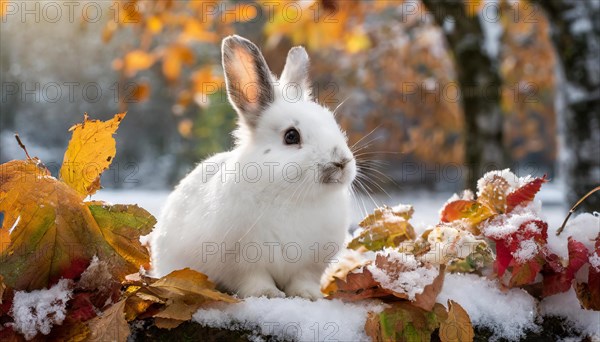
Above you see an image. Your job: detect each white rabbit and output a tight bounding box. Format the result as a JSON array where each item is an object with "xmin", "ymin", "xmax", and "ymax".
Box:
[{"xmin": 150, "ymin": 35, "xmax": 356, "ymax": 299}]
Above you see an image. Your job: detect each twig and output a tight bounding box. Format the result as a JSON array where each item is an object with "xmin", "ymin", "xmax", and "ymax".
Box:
[
  {"xmin": 556, "ymin": 186, "xmax": 600, "ymax": 236},
  {"xmin": 14, "ymin": 133, "xmax": 32, "ymax": 160}
]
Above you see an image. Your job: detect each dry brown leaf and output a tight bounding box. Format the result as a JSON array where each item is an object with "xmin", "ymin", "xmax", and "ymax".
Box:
[
  {"xmin": 439, "ymin": 300, "xmax": 474, "ymax": 342},
  {"xmin": 154, "ymin": 317, "xmax": 185, "ymax": 330},
  {"xmin": 86, "ymin": 299, "xmax": 130, "ymax": 342}
]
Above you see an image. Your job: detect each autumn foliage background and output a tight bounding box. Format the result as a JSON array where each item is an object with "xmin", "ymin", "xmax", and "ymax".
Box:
[{"xmin": 2, "ymin": 0, "xmax": 596, "ymax": 206}]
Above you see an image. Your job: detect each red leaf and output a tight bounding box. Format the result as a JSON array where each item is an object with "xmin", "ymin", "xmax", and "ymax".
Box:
[
  {"xmin": 575, "ymin": 234, "xmax": 600, "ymax": 309},
  {"xmin": 494, "ymin": 239, "xmax": 513, "ymax": 277},
  {"xmin": 51, "ymin": 258, "xmax": 91, "ymax": 286},
  {"xmin": 506, "ymin": 176, "xmax": 547, "ymax": 212},
  {"xmin": 68, "ymin": 292, "xmax": 97, "ymax": 322},
  {"xmin": 543, "ymin": 238, "xmax": 589, "ymax": 297}
]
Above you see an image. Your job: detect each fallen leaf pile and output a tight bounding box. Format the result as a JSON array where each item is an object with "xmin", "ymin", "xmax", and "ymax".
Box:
[
  {"xmin": 0, "ymin": 113, "xmax": 236, "ymax": 341},
  {"xmin": 322, "ymin": 206, "xmax": 475, "ymax": 341}
]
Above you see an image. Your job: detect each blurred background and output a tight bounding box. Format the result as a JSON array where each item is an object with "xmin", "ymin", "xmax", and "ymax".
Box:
[{"xmin": 1, "ymin": 0, "xmax": 598, "ymax": 222}]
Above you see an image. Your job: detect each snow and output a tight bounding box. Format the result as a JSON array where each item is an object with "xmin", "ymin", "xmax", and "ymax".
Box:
[
  {"xmin": 540, "ymin": 288, "xmax": 600, "ymax": 339},
  {"xmin": 367, "ymin": 250, "xmax": 438, "ymax": 300},
  {"xmin": 590, "ymin": 252, "xmax": 600, "ymax": 271},
  {"xmin": 476, "ymin": 169, "xmax": 533, "ymax": 195},
  {"xmin": 11, "ymin": 279, "xmax": 72, "ymax": 340},
  {"xmin": 483, "ymin": 201, "xmax": 541, "ymax": 239},
  {"xmin": 512, "ymin": 239, "xmax": 539, "ymax": 262},
  {"xmin": 193, "ymin": 297, "xmax": 385, "ymax": 341},
  {"xmin": 547, "ymin": 212, "xmax": 600, "ymax": 259},
  {"xmin": 421, "ymin": 223, "xmax": 484, "ymax": 264},
  {"xmin": 438, "ymin": 273, "xmax": 538, "ymax": 341}
]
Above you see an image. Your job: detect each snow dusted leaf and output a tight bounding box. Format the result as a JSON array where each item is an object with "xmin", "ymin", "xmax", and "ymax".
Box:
[
  {"xmin": 439, "ymin": 300, "xmax": 474, "ymax": 342},
  {"xmin": 506, "ymin": 176, "xmax": 547, "ymax": 212},
  {"xmin": 370, "ymin": 253, "xmax": 444, "ymax": 311},
  {"xmin": 349, "ymin": 206, "xmax": 416, "ymax": 251},
  {"xmin": 477, "ymin": 175, "xmax": 509, "ymax": 214},
  {"xmin": 86, "ymin": 299, "xmax": 130, "ymax": 342},
  {"xmin": 365, "ymin": 301, "xmax": 440, "ymax": 342},
  {"xmin": 327, "ymin": 251, "xmax": 444, "ymax": 310},
  {"xmin": 421, "ymin": 222, "xmax": 492, "ymax": 270},
  {"xmin": 489, "ymin": 219, "xmax": 549, "ymax": 286},
  {"xmin": 59, "ymin": 113, "xmax": 126, "ymax": 198},
  {"xmin": 321, "ymin": 248, "xmax": 369, "ymax": 295},
  {"xmin": 440, "ymin": 200, "xmax": 494, "ymax": 227},
  {"xmin": 542, "ymin": 238, "xmax": 589, "ymax": 297}
]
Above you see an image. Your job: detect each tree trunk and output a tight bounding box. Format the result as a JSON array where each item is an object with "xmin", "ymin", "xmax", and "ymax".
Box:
[
  {"xmin": 533, "ymin": 0, "xmax": 600, "ymax": 211},
  {"xmin": 421, "ymin": 0, "xmax": 508, "ymax": 190}
]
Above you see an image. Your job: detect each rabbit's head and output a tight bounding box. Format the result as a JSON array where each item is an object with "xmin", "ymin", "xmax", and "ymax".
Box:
[{"xmin": 221, "ymin": 35, "xmax": 356, "ymax": 189}]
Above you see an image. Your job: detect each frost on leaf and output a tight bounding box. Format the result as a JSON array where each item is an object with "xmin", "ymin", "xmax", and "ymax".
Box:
[
  {"xmin": 11, "ymin": 279, "xmax": 72, "ymax": 340},
  {"xmin": 325, "ymin": 250, "xmax": 444, "ymax": 311},
  {"xmin": 420, "ymin": 222, "xmax": 492, "ymax": 272},
  {"xmin": 348, "ymin": 205, "xmax": 416, "ymax": 251}
]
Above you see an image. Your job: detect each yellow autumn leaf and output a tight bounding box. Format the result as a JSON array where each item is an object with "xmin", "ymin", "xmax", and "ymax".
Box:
[{"xmin": 59, "ymin": 113, "xmax": 126, "ymax": 198}]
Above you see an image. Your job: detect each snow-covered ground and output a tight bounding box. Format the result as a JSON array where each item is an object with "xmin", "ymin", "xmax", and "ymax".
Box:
[{"xmin": 92, "ymin": 182, "xmax": 600, "ymax": 341}]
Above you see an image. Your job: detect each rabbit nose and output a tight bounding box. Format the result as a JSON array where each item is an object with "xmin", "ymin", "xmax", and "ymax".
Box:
[{"xmin": 333, "ymin": 158, "xmax": 352, "ymax": 169}]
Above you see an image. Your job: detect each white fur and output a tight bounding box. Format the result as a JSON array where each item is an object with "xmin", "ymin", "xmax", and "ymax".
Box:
[{"xmin": 151, "ymin": 37, "xmax": 356, "ymax": 300}]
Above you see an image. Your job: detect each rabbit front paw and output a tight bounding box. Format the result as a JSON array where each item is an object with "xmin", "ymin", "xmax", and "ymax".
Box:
[
  {"xmin": 236, "ymin": 275, "xmax": 285, "ymax": 298},
  {"xmin": 285, "ymin": 280, "xmax": 323, "ymax": 300}
]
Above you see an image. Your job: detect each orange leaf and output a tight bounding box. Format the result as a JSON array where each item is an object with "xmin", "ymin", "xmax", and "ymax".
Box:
[
  {"xmin": 441, "ymin": 200, "xmax": 494, "ymax": 225},
  {"xmin": 123, "ymin": 50, "xmax": 155, "ymax": 77}
]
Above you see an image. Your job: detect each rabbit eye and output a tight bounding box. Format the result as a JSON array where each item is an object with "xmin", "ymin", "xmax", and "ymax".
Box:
[{"xmin": 284, "ymin": 128, "xmax": 301, "ymax": 145}]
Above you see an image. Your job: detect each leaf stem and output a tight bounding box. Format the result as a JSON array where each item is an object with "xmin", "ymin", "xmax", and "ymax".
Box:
[
  {"xmin": 556, "ymin": 186, "xmax": 600, "ymax": 236},
  {"xmin": 14, "ymin": 133, "xmax": 32, "ymax": 160}
]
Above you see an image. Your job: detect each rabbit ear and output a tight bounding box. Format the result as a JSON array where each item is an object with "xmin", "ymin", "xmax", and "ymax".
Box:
[
  {"xmin": 222, "ymin": 35, "xmax": 274, "ymax": 129},
  {"xmin": 280, "ymin": 46, "xmax": 312, "ymax": 101}
]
